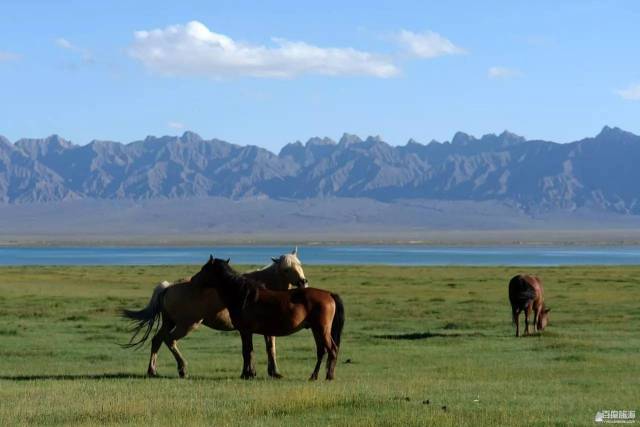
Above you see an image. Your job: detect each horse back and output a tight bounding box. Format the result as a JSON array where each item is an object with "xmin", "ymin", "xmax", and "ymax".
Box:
[
  {"xmin": 292, "ymin": 287, "xmax": 336, "ymax": 308},
  {"xmin": 253, "ymin": 287, "xmax": 336, "ymax": 322},
  {"xmin": 257, "ymin": 287, "xmax": 332, "ymax": 308},
  {"xmin": 509, "ymin": 274, "xmax": 543, "ymax": 309}
]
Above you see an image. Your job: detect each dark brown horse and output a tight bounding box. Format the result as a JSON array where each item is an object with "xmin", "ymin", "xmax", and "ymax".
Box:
[
  {"xmin": 201, "ymin": 257, "xmax": 345, "ymax": 380},
  {"xmin": 122, "ymin": 249, "xmax": 308, "ymax": 378},
  {"xmin": 509, "ymin": 274, "xmax": 550, "ymax": 336}
]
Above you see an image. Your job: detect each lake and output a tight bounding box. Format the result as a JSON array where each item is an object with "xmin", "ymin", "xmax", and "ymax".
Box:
[{"xmin": 0, "ymin": 246, "xmax": 639, "ymax": 266}]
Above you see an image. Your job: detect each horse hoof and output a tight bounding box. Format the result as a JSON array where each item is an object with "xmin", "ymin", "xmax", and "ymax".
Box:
[
  {"xmin": 179, "ymin": 370, "xmax": 187, "ymax": 378},
  {"xmin": 269, "ymin": 372, "xmax": 283, "ymax": 379},
  {"xmin": 308, "ymin": 375, "xmax": 318, "ymax": 381},
  {"xmin": 241, "ymin": 371, "xmax": 257, "ymax": 380},
  {"xmin": 147, "ymin": 371, "xmax": 158, "ymax": 378}
]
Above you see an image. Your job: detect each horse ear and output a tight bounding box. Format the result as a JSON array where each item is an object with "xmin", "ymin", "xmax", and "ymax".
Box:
[
  {"xmin": 225, "ymin": 258, "xmax": 230, "ymax": 264},
  {"xmin": 292, "ymin": 246, "xmax": 298, "ymax": 255},
  {"xmin": 209, "ymin": 254, "xmax": 214, "ymax": 263},
  {"xmin": 272, "ymin": 257, "xmax": 280, "ymax": 264}
]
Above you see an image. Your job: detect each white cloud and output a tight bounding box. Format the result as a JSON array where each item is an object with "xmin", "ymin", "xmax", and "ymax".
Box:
[
  {"xmin": 616, "ymin": 83, "xmax": 640, "ymax": 101},
  {"xmin": 129, "ymin": 21, "xmax": 399, "ymax": 79},
  {"xmin": 168, "ymin": 121, "xmax": 185, "ymax": 130},
  {"xmin": 488, "ymin": 66, "xmax": 521, "ymax": 79},
  {"xmin": 395, "ymin": 30, "xmax": 465, "ymax": 58},
  {"xmin": 0, "ymin": 51, "xmax": 20, "ymax": 62},
  {"xmin": 55, "ymin": 38, "xmax": 74, "ymax": 50},
  {"xmin": 55, "ymin": 37, "xmax": 94, "ymax": 63}
]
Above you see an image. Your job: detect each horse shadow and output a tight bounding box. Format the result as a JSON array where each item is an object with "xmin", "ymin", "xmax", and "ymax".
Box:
[
  {"xmin": 374, "ymin": 331, "xmax": 486, "ymax": 340},
  {"xmin": 0, "ymin": 373, "xmax": 230, "ymax": 381}
]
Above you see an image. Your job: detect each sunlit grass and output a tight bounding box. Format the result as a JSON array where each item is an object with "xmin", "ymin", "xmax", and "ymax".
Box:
[{"xmin": 1, "ymin": 265, "xmax": 638, "ymax": 426}]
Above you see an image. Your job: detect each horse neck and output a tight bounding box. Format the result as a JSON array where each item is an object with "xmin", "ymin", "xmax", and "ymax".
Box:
[
  {"xmin": 221, "ymin": 271, "xmax": 261, "ymax": 316},
  {"xmin": 210, "ymin": 271, "xmax": 239, "ymax": 301},
  {"xmin": 189, "ymin": 271, "xmax": 204, "ymax": 287},
  {"xmin": 244, "ymin": 263, "xmax": 288, "ymax": 290}
]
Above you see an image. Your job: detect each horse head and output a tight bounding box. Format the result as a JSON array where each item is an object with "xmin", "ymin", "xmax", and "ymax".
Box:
[
  {"xmin": 537, "ymin": 306, "xmax": 551, "ymax": 331},
  {"xmin": 271, "ymin": 247, "xmax": 308, "ymax": 289},
  {"xmin": 198, "ymin": 255, "xmax": 231, "ymax": 284}
]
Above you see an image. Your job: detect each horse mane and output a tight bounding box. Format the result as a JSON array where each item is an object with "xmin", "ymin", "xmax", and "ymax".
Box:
[
  {"xmin": 280, "ymin": 253, "xmax": 301, "ymax": 270},
  {"xmin": 220, "ymin": 263, "xmax": 265, "ymax": 289},
  {"xmin": 214, "ymin": 261, "xmax": 266, "ymax": 314}
]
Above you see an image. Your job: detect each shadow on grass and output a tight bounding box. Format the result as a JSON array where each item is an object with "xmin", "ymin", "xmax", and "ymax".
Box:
[
  {"xmin": 373, "ymin": 331, "xmax": 486, "ymax": 340},
  {"xmin": 0, "ymin": 373, "xmax": 230, "ymax": 381}
]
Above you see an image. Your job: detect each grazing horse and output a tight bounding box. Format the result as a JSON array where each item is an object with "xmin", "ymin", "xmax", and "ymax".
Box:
[
  {"xmin": 509, "ymin": 274, "xmax": 551, "ymax": 337},
  {"xmin": 122, "ymin": 248, "xmax": 308, "ymax": 378},
  {"xmin": 201, "ymin": 257, "xmax": 344, "ymax": 381}
]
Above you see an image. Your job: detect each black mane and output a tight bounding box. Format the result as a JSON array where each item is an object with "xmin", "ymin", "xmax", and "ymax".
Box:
[{"xmin": 205, "ymin": 258, "xmax": 266, "ymax": 317}]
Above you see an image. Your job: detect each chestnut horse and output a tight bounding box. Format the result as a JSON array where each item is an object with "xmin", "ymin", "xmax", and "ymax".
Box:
[
  {"xmin": 509, "ymin": 274, "xmax": 550, "ymax": 337},
  {"xmin": 122, "ymin": 248, "xmax": 308, "ymax": 378},
  {"xmin": 201, "ymin": 257, "xmax": 344, "ymax": 380}
]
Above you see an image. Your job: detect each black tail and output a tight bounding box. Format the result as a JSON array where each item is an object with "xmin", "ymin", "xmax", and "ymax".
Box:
[
  {"xmin": 330, "ymin": 293, "xmax": 345, "ymax": 348},
  {"xmin": 120, "ymin": 282, "xmax": 170, "ymax": 349}
]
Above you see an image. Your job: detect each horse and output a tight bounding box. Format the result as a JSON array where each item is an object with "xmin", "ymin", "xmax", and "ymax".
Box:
[
  {"xmin": 122, "ymin": 248, "xmax": 308, "ymax": 378},
  {"xmin": 508, "ymin": 274, "xmax": 550, "ymax": 337},
  {"xmin": 201, "ymin": 257, "xmax": 344, "ymax": 381}
]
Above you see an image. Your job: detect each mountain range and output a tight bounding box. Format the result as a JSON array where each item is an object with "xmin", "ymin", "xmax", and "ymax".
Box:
[{"xmin": 1, "ymin": 126, "xmax": 639, "ymax": 213}]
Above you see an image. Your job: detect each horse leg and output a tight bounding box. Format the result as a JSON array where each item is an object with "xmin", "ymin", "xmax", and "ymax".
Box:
[
  {"xmin": 309, "ymin": 328, "xmax": 326, "ymax": 381},
  {"xmin": 148, "ymin": 316, "xmax": 174, "ymax": 377},
  {"xmin": 513, "ymin": 307, "xmax": 520, "ymax": 337},
  {"xmin": 524, "ymin": 304, "xmax": 532, "ymax": 336},
  {"xmin": 264, "ymin": 335, "xmax": 282, "ymax": 379},
  {"xmin": 164, "ymin": 323, "xmax": 191, "ymax": 378},
  {"xmin": 240, "ymin": 332, "xmax": 256, "ymax": 379},
  {"xmin": 323, "ymin": 329, "xmax": 338, "ymax": 380},
  {"xmin": 533, "ymin": 308, "xmax": 539, "ymax": 332}
]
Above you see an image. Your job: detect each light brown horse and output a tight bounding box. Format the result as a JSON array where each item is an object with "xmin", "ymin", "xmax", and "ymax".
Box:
[
  {"xmin": 509, "ymin": 274, "xmax": 550, "ymax": 337},
  {"xmin": 122, "ymin": 248, "xmax": 308, "ymax": 378},
  {"xmin": 201, "ymin": 257, "xmax": 344, "ymax": 381}
]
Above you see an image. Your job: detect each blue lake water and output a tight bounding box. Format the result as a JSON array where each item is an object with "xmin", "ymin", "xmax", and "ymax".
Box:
[{"xmin": 0, "ymin": 246, "xmax": 639, "ymax": 266}]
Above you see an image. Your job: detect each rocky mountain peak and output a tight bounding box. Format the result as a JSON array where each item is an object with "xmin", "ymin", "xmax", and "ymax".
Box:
[
  {"xmin": 180, "ymin": 131, "xmax": 203, "ymax": 143},
  {"xmin": 338, "ymin": 133, "xmax": 363, "ymax": 145},
  {"xmin": 305, "ymin": 136, "xmax": 335, "ymax": 146},
  {"xmin": 0, "ymin": 127, "xmax": 638, "ymax": 213},
  {"xmin": 595, "ymin": 125, "xmax": 637, "ymax": 142},
  {"xmin": 451, "ymin": 131, "xmax": 475, "ymax": 146}
]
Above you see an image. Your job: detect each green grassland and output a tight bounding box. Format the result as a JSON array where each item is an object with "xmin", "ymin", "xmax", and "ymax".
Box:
[{"xmin": 0, "ymin": 265, "xmax": 638, "ymax": 426}]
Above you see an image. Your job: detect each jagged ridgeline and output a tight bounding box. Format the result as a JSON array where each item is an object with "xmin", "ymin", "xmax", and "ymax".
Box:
[{"xmin": 0, "ymin": 127, "xmax": 638, "ymax": 213}]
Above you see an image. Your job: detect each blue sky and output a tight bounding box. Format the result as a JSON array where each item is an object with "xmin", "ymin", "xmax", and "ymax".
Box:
[{"xmin": 1, "ymin": 1, "xmax": 639, "ymax": 152}]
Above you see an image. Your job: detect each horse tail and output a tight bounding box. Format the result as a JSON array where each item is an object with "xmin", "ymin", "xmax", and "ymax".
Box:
[
  {"xmin": 121, "ymin": 281, "xmax": 172, "ymax": 349},
  {"xmin": 330, "ymin": 293, "xmax": 345, "ymax": 349}
]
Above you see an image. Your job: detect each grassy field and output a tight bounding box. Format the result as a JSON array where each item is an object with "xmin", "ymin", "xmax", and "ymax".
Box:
[{"xmin": 0, "ymin": 265, "xmax": 638, "ymax": 426}]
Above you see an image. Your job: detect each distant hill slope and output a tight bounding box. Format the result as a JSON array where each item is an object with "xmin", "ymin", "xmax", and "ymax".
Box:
[
  {"xmin": 2, "ymin": 197, "xmax": 640, "ymax": 245},
  {"xmin": 1, "ymin": 126, "xmax": 639, "ymax": 213}
]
